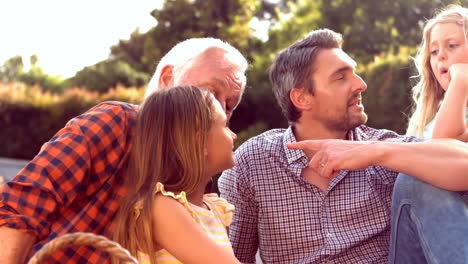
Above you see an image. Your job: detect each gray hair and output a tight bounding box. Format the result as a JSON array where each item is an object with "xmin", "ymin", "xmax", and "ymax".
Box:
[
  {"xmin": 269, "ymin": 28, "xmax": 343, "ymax": 123},
  {"xmin": 145, "ymin": 38, "xmax": 248, "ymax": 98}
]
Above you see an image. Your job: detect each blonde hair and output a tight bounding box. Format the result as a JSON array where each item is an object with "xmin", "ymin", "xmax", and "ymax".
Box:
[
  {"xmin": 407, "ymin": 5, "xmax": 468, "ymax": 137},
  {"xmin": 144, "ymin": 38, "xmax": 248, "ymax": 98},
  {"xmin": 113, "ymin": 86, "xmax": 215, "ymax": 264}
]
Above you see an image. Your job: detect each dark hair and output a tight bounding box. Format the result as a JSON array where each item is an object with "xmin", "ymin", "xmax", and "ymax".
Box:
[{"xmin": 269, "ymin": 28, "xmax": 343, "ymax": 123}]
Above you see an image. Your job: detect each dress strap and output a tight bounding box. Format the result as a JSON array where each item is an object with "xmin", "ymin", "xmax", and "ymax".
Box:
[
  {"xmin": 133, "ymin": 182, "xmax": 196, "ymax": 219},
  {"xmin": 154, "ymin": 182, "xmax": 196, "ymax": 217}
]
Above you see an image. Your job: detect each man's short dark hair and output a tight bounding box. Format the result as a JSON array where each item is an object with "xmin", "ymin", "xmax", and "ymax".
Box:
[{"xmin": 269, "ymin": 28, "xmax": 343, "ymax": 123}]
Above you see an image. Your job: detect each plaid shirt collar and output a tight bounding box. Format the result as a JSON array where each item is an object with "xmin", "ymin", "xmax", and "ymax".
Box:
[{"xmin": 283, "ymin": 126, "xmax": 304, "ymax": 166}]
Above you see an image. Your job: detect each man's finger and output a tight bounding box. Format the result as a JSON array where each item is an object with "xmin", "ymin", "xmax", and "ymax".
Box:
[
  {"xmin": 286, "ymin": 140, "xmax": 325, "ymax": 151},
  {"xmin": 321, "ymin": 163, "xmax": 334, "ymax": 179},
  {"xmin": 309, "ymin": 150, "xmax": 322, "ymax": 170}
]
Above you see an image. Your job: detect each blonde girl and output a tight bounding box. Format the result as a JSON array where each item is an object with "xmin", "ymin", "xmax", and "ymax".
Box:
[
  {"xmin": 407, "ymin": 5, "xmax": 468, "ymax": 141},
  {"xmin": 113, "ymin": 86, "xmax": 240, "ymax": 264}
]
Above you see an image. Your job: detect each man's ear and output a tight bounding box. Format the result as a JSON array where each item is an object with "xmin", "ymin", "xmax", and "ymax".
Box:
[
  {"xmin": 159, "ymin": 65, "xmax": 175, "ymax": 89},
  {"xmin": 290, "ymin": 87, "xmax": 313, "ymax": 110}
]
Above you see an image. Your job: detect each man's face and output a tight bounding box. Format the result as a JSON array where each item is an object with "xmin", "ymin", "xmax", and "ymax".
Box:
[
  {"xmin": 308, "ymin": 48, "xmax": 368, "ymax": 132},
  {"xmin": 174, "ymin": 49, "xmax": 246, "ymax": 120}
]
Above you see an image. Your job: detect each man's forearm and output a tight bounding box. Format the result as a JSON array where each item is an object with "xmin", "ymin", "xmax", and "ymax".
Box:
[
  {"xmin": 0, "ymin": 226, "xmax": 36, "ymax": 264},
  {"xmin": 375, "ymin": 139, "xmax": 468, "ymax": 191}
]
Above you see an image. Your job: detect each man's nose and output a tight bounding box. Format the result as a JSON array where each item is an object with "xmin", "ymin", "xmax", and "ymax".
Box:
[{"xmin": 353, "ymin": 74, "xmax": 367, "ymax": 92}]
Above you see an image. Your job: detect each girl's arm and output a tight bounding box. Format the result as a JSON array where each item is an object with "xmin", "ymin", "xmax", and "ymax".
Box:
[
  {"xmin": 432, "ymin": 63, "xmax": 468, "ymax": 141},
  {"xmin": 151, "ymin": 195, "xmax": 242, "ymax": 264}
]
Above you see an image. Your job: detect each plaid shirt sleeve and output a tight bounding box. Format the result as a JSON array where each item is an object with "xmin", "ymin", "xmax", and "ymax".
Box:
[
  {"xmin": 0, "ymin": 101, "xmax": 135, "ymax": 240},
  {"xmin": 219, "ymin": 145, "xmax": 259, "ymax": 263}
]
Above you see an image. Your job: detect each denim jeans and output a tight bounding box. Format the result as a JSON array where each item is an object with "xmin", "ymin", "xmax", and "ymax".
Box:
[{"xmin": 388, "ymin": 173, "xmax": 468, "ymax": 264}]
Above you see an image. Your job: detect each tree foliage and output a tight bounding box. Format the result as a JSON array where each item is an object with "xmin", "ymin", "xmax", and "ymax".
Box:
[
  {"xmin": 0, "ymin": 55, "xmax": 24, "ymax": 83},
  {"xmin": 68, "ymin": 0, "xmax": 468, "ymax": 133},
  {"xmin": 71, "ymin": 59, "xmax": 149, "ymax": 93},
  {"xmin": 0, "ymin": 55, "xmax": 65, "ymax": 93},
  {"xmin": 266, "ymin": 0, "xmax": 468, "ymax": 63},
  {"xmin": 5, "ymin": 0, "xmax": 468, "ymax": 160},
  {"xmin": 110, "ymin": 0, "xmax": 263, "ymax": 75}
]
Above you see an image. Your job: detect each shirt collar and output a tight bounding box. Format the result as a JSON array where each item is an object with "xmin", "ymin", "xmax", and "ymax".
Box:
[
  {"xmin": 283, "ymin": 126, "xmax": 308, "ymax": 165},
  {"xmin": 346, "ymin": 127, "xmax": 359, "ymax": 141}
]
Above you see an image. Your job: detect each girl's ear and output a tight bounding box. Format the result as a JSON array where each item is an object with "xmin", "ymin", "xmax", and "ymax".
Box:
[
  {"xmin": 159, "ymin": 65, "xmax": 175, "ymax": 89},
  {"xmin": 290, "ymin": 87, "xmax": 313, "ymax": 110}
]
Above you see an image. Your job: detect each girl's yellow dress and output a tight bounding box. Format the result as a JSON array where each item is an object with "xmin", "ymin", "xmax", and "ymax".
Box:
[{"xmin": 137, "ymin": 182, "xmax": 235, "ymax": 263}]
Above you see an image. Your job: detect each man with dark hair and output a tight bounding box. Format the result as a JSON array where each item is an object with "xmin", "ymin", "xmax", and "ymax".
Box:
[{"xmin": 219, "ymin": 28, "xmax": 468, "ymax": 263}]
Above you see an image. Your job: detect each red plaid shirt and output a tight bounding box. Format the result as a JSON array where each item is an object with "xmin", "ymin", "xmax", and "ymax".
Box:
[{"xmin": 0, "ymin": 101, "xmax": 138, "ymax": 263}]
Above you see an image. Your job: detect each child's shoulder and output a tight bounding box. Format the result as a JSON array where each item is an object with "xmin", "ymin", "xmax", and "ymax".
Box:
[
  {"xmin": 203, "ymin": 193, "xmax": 234, "ymax": 226},
  {"xmin": 152, "ymin": 182, "xmax": 193, "ymax": 216},
  {"xmin": 203, "ymin": 193, "xmax": 233, "ymax": 208},
  {"xmin": 154, "ymin": 182, "xmax": 189, "ymax": 204},
  {"xmin": 153, "ymin": 192, "xmax": 188, "ymax": 213}
]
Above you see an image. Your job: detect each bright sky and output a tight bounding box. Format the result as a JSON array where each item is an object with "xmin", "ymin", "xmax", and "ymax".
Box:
[{"xmin": 0, "ymin": 0, "xmax": 163, "ymax": 78}]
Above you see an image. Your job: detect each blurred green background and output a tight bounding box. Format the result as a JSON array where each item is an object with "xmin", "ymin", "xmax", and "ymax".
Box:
[{"xmin": 1, "ymin": 0, "xmax": 467, "ymax": 160}]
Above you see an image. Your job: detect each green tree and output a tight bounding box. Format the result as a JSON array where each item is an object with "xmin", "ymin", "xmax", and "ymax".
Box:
[
  {"xmin": 110, "ymin": 0, "xmax": 263, "ymax": 75},
  {"xmin": 319, "ymin": 0, "xmax": 454, "ymax": 63},
  {"xmin": 30, "ymin": 54, "xmax": 38, "ymax": 67},
  {"xmin": 266, "ymin": 0, "xmax": 465, "ymax": 63},
  {"xmin": 18, "ymin": 66, "xmax": 65, "ymax": 94},
  {"xmin": 110, "ymin": 29, "xmax": 150, "ymax": 73},
  {"xmin": 0, "ymin": 55, "xmax": 24, "ymax": 82},
  {"xmin": 0, "ymin": 55, "xmax": 65, "ymax": 93},
  {"xmin": 71, "ymin": 59, "xmax": 150, "ymax": 93},
  {"xmin": 359, "ymin": 49, "xmax": 416, "ymax": 134}
]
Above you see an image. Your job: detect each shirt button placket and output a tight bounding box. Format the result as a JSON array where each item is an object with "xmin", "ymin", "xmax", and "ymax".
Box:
[{"xmin": 321, "ymin": 197, "xmax": 335, "ymax": 247}]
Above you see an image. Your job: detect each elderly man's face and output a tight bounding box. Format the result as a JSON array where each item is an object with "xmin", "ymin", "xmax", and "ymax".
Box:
[{"xmin": 175, "ymin": 49, "xmax": 246, "ymax": 120}]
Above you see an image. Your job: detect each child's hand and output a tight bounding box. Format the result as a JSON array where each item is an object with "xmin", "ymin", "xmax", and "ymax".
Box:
[
  {"xmin": 448, "ymin": 63, "xmax": 468, "ymax": 89},
  {"xmin": 433, "ymin": 63, "xmax": 468, "ymax": 142}
]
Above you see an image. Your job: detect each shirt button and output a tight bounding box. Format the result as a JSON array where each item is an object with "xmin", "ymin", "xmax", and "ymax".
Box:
[{"xmin": 326, "ymin": 233, "xmax": 333, "ymax": 238}]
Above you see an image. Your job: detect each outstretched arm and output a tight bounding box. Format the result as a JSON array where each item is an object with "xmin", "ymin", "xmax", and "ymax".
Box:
[
  {"xmin": 432, "ymin": 63, "xmax": 468, "ymax": 141},
  {"xmin": 152, "ymin": 195, "xmax": 241, "ymax": 264},
  {"xmin": 287, "ymin": 138, "xmax": 468, "ymax": 191}
]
